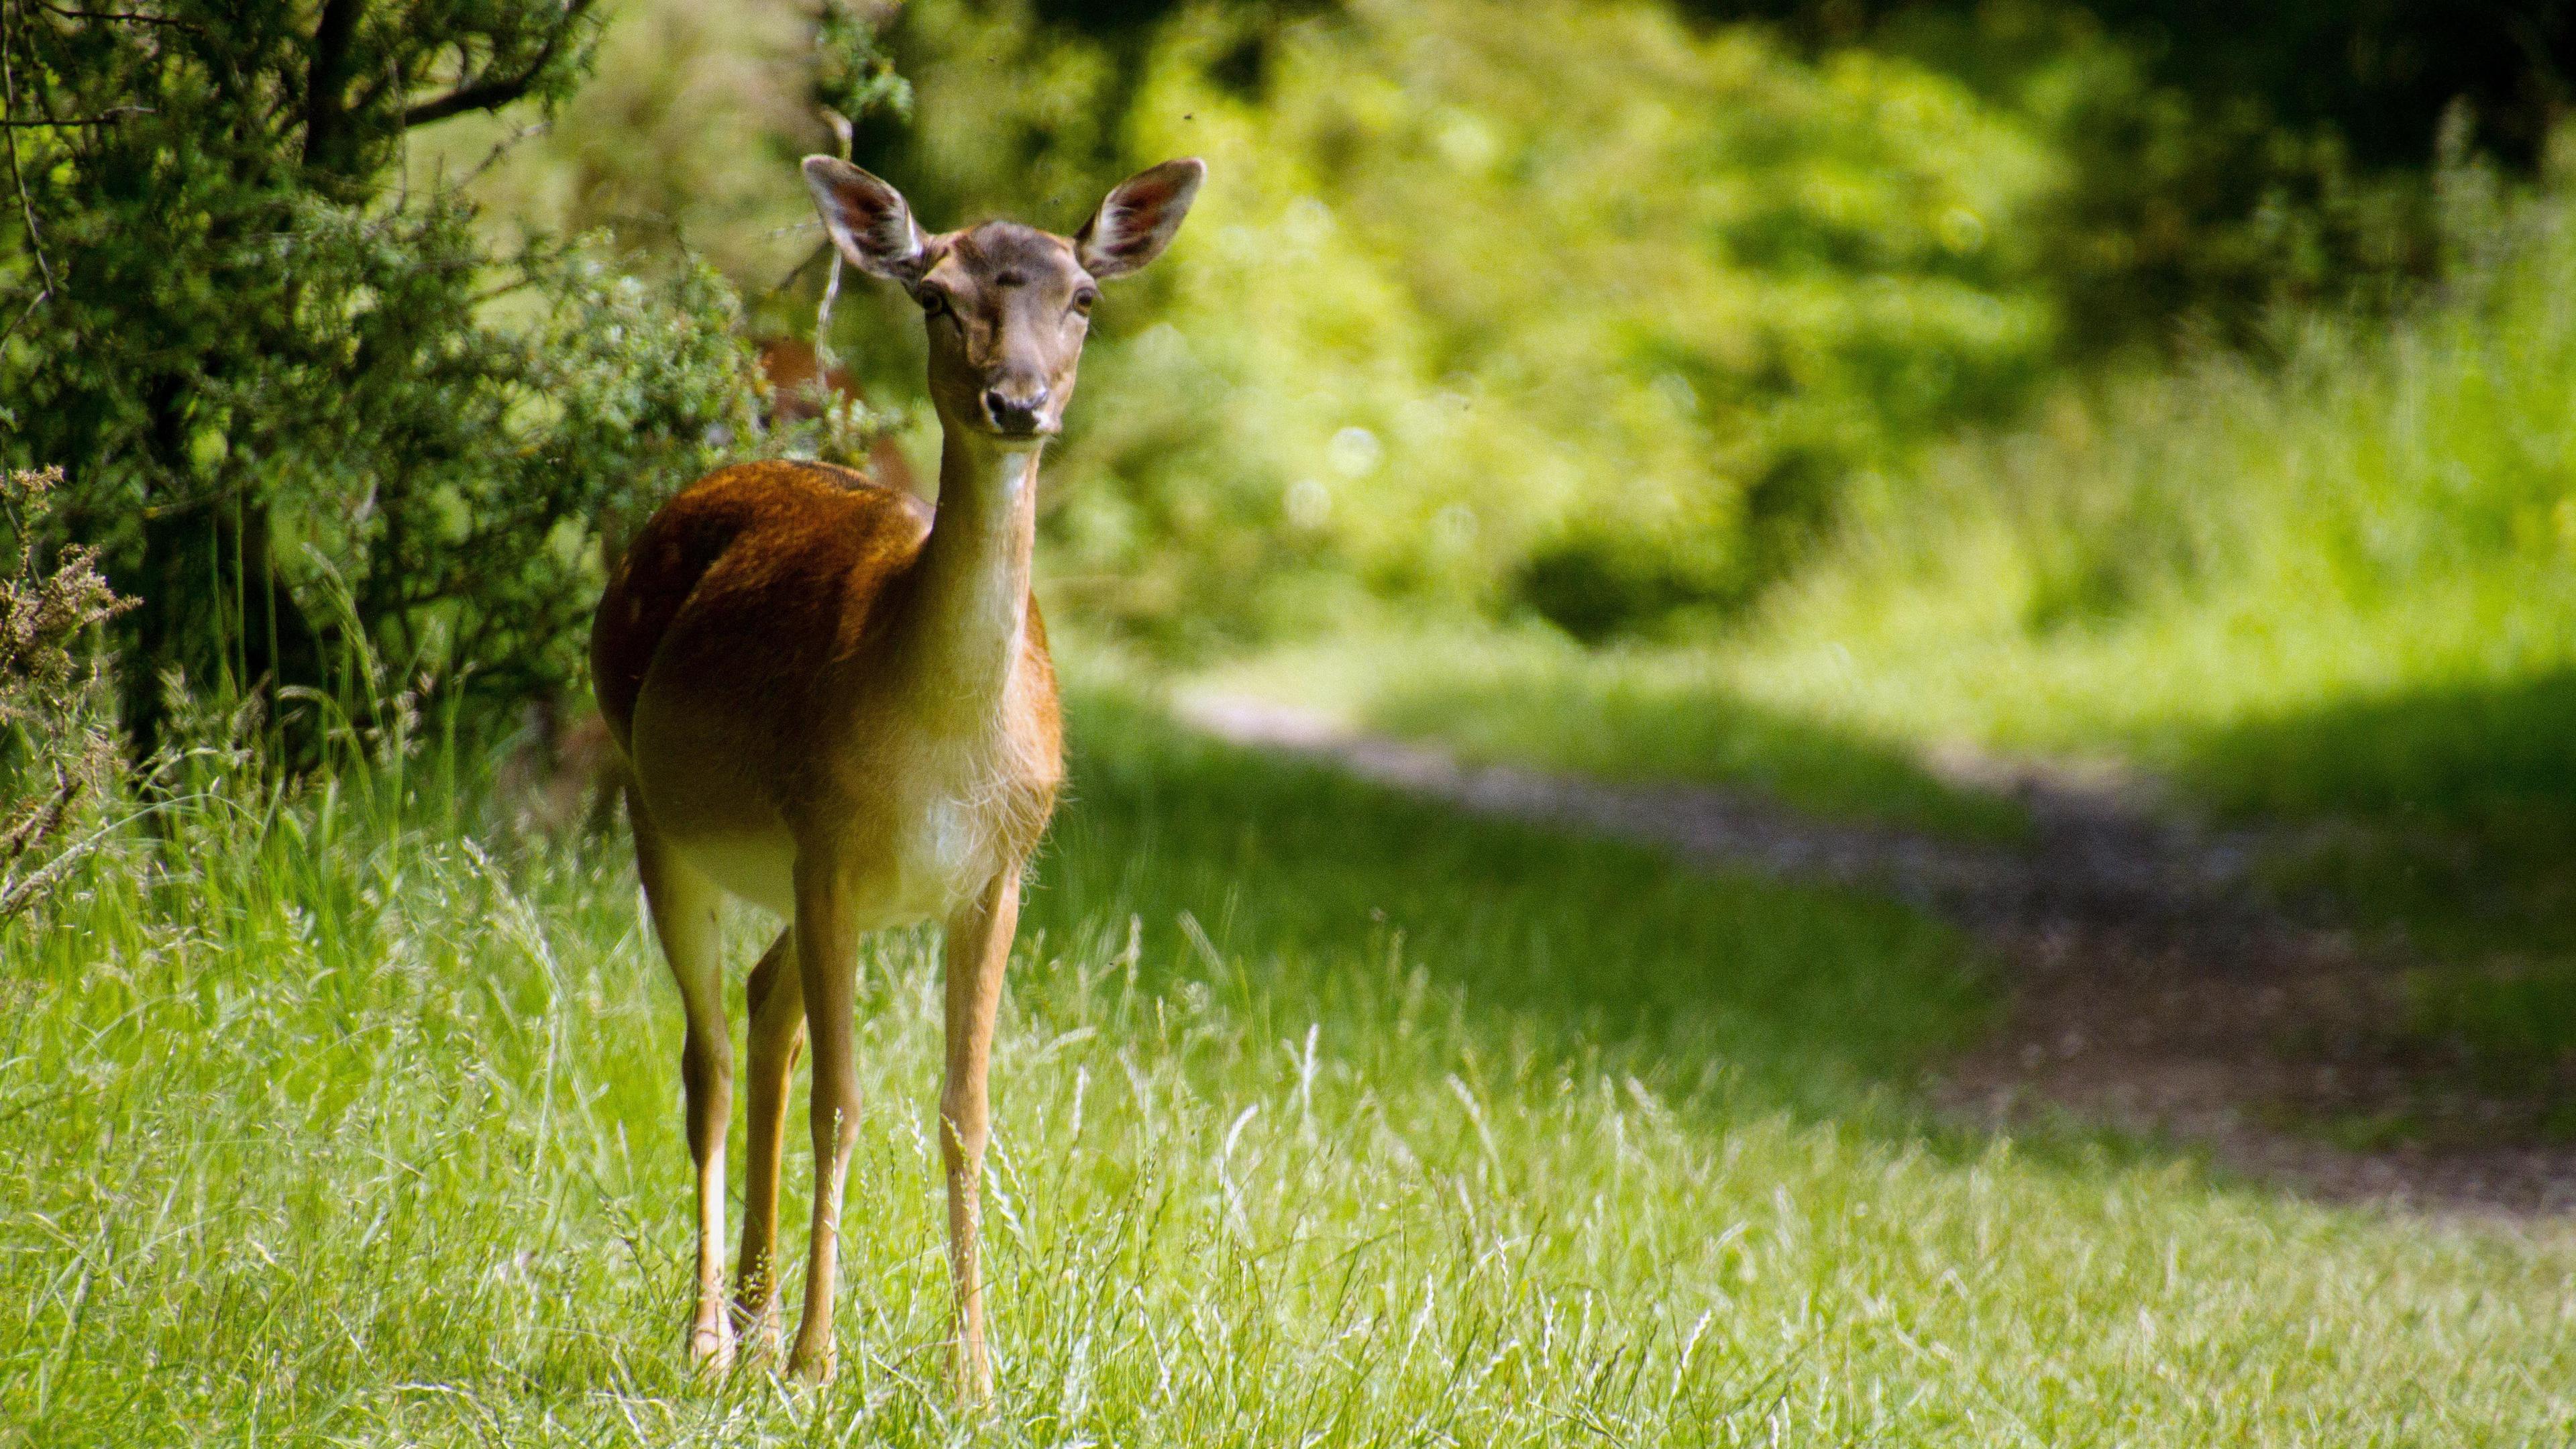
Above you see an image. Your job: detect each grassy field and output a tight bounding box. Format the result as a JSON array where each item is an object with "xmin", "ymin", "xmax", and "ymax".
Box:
[
  {"xmin": 1212, "ymin": 566, "xmax": 2576, "ymax": 932},
  {"xmin": 1211, "ymin": 604, "xmax": 2576, "ymax": 1102},
  {"xmin": 4, "ymin": 685, "xmax": 2573, "ymax": 1445}
]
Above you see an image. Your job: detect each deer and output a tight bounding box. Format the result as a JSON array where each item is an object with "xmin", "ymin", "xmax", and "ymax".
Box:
[{"xmin": 588, "ymin": 153, "xmax": 1204, "ymax": 1394}]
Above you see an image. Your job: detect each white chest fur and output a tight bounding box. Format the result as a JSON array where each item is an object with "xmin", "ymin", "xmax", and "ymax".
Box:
[{"xmin": 872, "ymin": 719, "xmax": 1030, "ymax": 921}]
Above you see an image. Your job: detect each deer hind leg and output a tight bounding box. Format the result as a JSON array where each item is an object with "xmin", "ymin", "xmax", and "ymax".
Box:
[
  {"xmin": 940, "ymin": 865, "xmax": 1021, "ymax": 1405},
  {"xmin": 628, "ymin": 786, "xmax": 736, "ymax": 1370},
  {"xmin": 788, "ymin": 858, "xmax": 862, "ymax": 1383},
  {"xmin": 733, "ymin": 926, "xmax": 805, "ymax": 1360}
]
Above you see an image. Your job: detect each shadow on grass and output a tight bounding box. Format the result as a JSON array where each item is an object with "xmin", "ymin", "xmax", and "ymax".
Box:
[
  {"xmin": 2163, "ymin": 666, "xmax": 2576, "ymax": 1093},
  {"xmin": 2169, "ymin": 664, "xmax": 2576, "ymax": 920},
  {"xmin": 1030, "ymin": 688, "xmax": 2030, "ymax": 1156}
]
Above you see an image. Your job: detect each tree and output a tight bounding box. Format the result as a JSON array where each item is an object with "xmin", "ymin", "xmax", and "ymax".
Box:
[{"xmin": 0, "ymin": 0, "xmax": 763, "ymax": 745}]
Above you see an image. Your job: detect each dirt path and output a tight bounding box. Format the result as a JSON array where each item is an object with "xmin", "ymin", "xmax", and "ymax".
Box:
[{"xmin": 1179, "ymin": 692, "xmax": 2576, "ymax": 1217}]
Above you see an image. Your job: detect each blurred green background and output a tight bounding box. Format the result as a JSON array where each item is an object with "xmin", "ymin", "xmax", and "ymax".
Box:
[{"xmin": 406, "ymin": 0, "xmax": 2576, "ymax": 650}]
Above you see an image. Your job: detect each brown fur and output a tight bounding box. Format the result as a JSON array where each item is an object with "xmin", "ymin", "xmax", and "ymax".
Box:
[
  {"xmin": 592, "ymin": 457, "xmax": 1061, "ymax": 908},
  {"xmin": 596, "ymin": 460, "xmax": 934, "ymax": 752}
]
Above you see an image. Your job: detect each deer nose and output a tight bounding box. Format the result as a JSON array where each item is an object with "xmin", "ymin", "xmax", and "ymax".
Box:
[{"xmin": 981, "ymin": 383, "xmax": 1050, "ymax": 434}]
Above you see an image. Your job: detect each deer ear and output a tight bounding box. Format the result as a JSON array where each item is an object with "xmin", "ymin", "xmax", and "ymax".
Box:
[
  {"xmin": 1076, "ymin": 158, "xmax": 1205, "ymax": 279},
  {"xmin": 803, "ymin": 156, "xmax": 928, "ymax": 281}
]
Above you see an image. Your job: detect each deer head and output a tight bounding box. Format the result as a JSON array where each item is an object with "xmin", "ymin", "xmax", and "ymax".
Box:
[{"xmin": 802, "ymin": 156, "xmax": 1205, "ymax": 442}]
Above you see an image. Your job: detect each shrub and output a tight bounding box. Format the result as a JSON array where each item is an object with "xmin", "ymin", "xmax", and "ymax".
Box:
[
  {"xmin": 0, "ymin": 2, "xmax": 767, "ymax": 745},
  {"xmin": 0, "ymin": 468, "xmax": 131, "ymax": 924},
  {"xmin": 1794, "ymin": 137, "xmax": 2576, "ymax": 644}
]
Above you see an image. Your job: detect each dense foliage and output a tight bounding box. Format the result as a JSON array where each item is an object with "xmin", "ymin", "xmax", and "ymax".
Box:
[
  {"xmin": 1792, "ymin": 150, "xmax": 2576, "ymax": 663},
  {"xmin": 0, "ymin": 1, "xmax": 765, "ymax": 739},
  {"xmin": 1046, "ymin": 1, "xmax": 2059, "ymax": 642},
  {"xmin": 17, "ymin": 0, "xmax": 2573, "ymax": 711},
  {"xmin": 442, "ymin": 0, "xmax": 2571, "ymax": 651}
]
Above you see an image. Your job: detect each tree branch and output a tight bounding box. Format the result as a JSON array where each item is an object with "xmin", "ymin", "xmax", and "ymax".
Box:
[
  {"xmin": 0, "ymin": 284, "xmax": 48, "ymax": 348},
  {"xmin": 399, "ymin": 0, "xmax": 594, "ymax": 129}
]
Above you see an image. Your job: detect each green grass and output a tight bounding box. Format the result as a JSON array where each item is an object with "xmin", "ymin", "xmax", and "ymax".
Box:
[
  {"xmin": 5, "ymin": 684, "xmax": 2575, "ymax": 1444},
  {"xmin": 1205, "ymin": 629, "xmax": 2033, "ymax": 844},
  {"xmin": 1218, "ymin": 596, "xmax": 2576, "ymax": 1100}
]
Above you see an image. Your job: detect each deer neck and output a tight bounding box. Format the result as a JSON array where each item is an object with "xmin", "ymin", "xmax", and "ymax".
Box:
[{"xmin": 898, "ymin": 427, "xmax": 1040, "ymax": 730}]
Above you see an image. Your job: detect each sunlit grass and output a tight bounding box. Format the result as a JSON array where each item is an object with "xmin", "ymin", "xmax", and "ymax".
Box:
[
  {"xmin": 3, "ymin": 686, "xmax": 2573, "ymax": 1444},
  {"xmin": 1204, "ymin": 626, "xmax": 2035, "ymax": 843}
]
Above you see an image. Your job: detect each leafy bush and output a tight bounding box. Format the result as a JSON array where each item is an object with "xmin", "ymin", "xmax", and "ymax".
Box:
[
  {"xmin": 410, "ymin": 0, "xmax": 906, "ymax": 313},
  {"xmin": 0, "ymin": 2, "xmax": 766, "ymax": 742}
]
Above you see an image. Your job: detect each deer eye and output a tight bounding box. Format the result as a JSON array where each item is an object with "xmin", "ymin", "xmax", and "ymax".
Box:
[
  {"xmin": 1071, "ymin": 287, "xmax": 1099, "ymax": 313},
  {"xmin": 916, "ymin": 286, "xmax": 950, "ymax": 318}
]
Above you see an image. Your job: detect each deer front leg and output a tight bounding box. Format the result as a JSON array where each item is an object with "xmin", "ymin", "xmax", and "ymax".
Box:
[
  {"xmin": 941, "ymin": 866, "xmax": 1020, "ymax": 1405},
  {"xmin": 734, "ymin": 926, "xmax": 805, "ymax": 1362},
  {"xmin": 629, "ymin": 787, "xmax": 735, "ymax": 1371},
  {"xmin": 788, "ymin": 861, "xmax": 862, "ymax": 1383}
]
